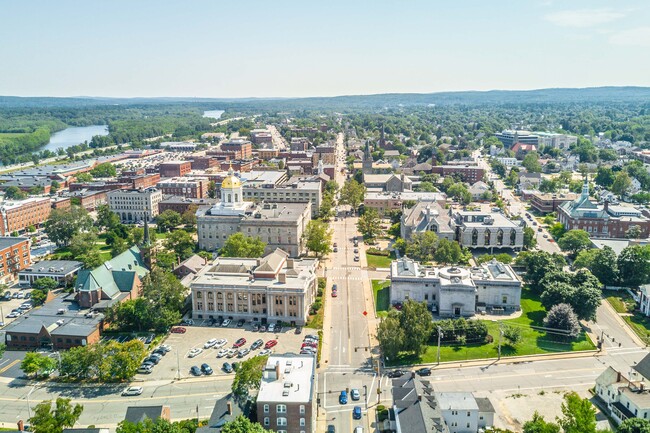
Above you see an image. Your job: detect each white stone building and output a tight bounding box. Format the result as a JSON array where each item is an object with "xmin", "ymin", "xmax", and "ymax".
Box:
[
  {"xmin": 190, "ymin": 248, "xmax": 318, "ymax": 326},
  {"xmin": 452, "ymin": 210, "xmax": 524, "ymax": 251},
  {"xmin": 389, "ymin": 257, "xmax": 522, "ymax": 316},
  {"xmin": 107, "ymin": 188, "xmax": 162, "ymax": 223}
]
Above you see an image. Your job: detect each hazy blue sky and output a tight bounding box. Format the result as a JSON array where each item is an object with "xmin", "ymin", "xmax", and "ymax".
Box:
[{"xmin": 1, "ymin": 0, "xmax": 649, "ymax": 98}]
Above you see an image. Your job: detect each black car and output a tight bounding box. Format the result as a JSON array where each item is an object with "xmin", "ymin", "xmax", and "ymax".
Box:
[
  {"xmin": 387, "ymin": 369, "xmax": 405, "ymax": 378},
  {"xmin": 201, "ymin": 363, "xmax": 213, "ymax": 375},
  {"xmin": 327, "ymin": 425, "xmax": 336, "ymax": 433},
  {"xmin": 190, "ymin": 366, "xmax": 202, "ymax": 376},
  {"xmin": 237, "ymin": 319, "xmax": 245, "ymax": 327},
  {"xmin": 215, "ymin": 317, "xmax": 224, "ymax": 327},
  {"xmin": 144, "ymin": 334, "xmax": 154, "ymax": 344},
  {"xmin": 144, "ymin": 356, "xmax": 160, "ymax": 365},
  {"xmin": 222, "ymin": 362, "xmax": 233, "ymax": 373},
  {"xmin": 416, "ymin": 367, "xmax": 432, "ymax": 377}
]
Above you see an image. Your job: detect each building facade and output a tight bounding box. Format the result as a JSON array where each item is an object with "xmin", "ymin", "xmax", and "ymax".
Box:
[
  {"xmin": 159, "ymin": 161, "xmax": 192, "ymax": 178},
  {"xmin": 452, "ymin": 210, "xmax": 524, "ymax": 251},
  {"xmin": 158, "ymin": 177, "xmax": 209, "ymax": 199},
  {"xmin": 107, "ymin": 188, "xmax": 163, "ymax": 223},
  {"xmin": 430, "ymin": 165, "xmax": 485, "ymax": 183},
  {"xmin": 0, "ymin": 237, "xmax": 31, "ymax": 284},
  {"xmin": 18, "ymin": 260, "xmax": 83, "ymax": 287},
  {"xmin": 242, "ymin": 180, "xmax": 321, "ymax": 218},
  {"xmin": 257, "ymin": 354, "xmax": 317, "ymax": 433},
  {"xmin": 390, "ymin": 257, "xmax": 522, "ymax": 316},
  {"xmin": 529, "ymin": 192, "xmax": 578, "ymax": 214},
  {"xmin": 0, "ymin": 197, "xmax": 52, "ymax": 236},
  {"xmin": 190, "ymin": 249, "xmax": 318, "ymax": 326}
]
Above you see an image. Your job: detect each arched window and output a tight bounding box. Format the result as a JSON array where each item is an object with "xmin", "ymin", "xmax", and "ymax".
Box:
[
  {"xmin": 471, "ymin": 229, "xmax": 478, "ymax": 246},
  {"xmin": 208, "ymin": 292, "xmax": 213, "ymax": 300},
  {"xmin": 430, "ymin": 224, "xmax": 438, "ymax": 233},
  {"xmin": 510, "ymin": 229, "xmax": 517, "ymax": 245},
  {"xmin": 484, "ymin": 229, "xmax": 491, "ymax": 245},
  {"xmin": 497, "ymin": 229, "xmax": 504, "ymax": 246},
  {"xmin": 227, "ymin": 194, "xmax": 232, "ymax": 203},
  {"xmin": 197, "ymin": 292, "xmax": 202, "ymax": 299},
  {"xmin": 217, "ymin": 292, "xmax": 223, "ymax": 299}
]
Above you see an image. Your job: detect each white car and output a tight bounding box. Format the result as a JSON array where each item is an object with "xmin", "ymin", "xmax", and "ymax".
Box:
[
  {"xmin": 188, "ymin": 348, "xmax": 203, "ymax": 358},
  {"xmin": 204, "ymin": 339, "xmax": 218, "ymax": 349},
  {"xmin": 267, "ymin": 324, "xmax": 275, "ymax": 332},
  {"xmin": 216, "ymin": 348, "xmax": 229, "ymax": 358},
  {"xmin": 258, "ymin": 349, "xmax": 272, "ymax": 356},
  {"xmin": 226, "ymin": 348, "xmax": 237, "ymax": 358},
  {"xmin": 214, "ymin": 339, "xmax": 227, "ymax": 349},
  {"xmin": 222, "ymin": 319, "xmax": 232, "ymax": 327},
  {"xmin": 121, "ymin": 386, "xmax": 143, "ymax": 396}
]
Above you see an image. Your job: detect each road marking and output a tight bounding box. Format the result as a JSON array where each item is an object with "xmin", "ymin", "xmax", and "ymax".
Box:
[{"xmin": 0, "ymin": 359, "xmax": 20, "ymax": 375}]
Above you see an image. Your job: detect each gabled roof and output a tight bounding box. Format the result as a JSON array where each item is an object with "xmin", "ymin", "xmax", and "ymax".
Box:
[
  {"xmin": 76, "ymin": 246, "xmax": 148, "ymax": 299},
  {"xmin": 124, "ymin": 406, "xmax": 168, "ymax": 424},
  {"xmin": 634, "ymin": 353, "xmax": 650, "ymax": 381},
  {"xmin": 255, "ymin": 249, "xmax": 288, "ymax": 274}
]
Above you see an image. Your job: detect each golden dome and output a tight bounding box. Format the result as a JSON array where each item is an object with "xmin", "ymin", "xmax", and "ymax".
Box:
[{"xmin": 221, "ymin": 175, "xmax": 241, "ymax": 189}]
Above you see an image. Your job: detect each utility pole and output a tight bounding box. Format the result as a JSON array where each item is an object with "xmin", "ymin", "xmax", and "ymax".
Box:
[{"xmin": 437, "ymin": 326, "xmax": 443, "ymax": 365}]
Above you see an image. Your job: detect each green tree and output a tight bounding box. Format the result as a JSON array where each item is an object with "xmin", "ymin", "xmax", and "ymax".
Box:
[
  {"xmin": 232, "ymin": 355, "xmax": 268, "ymax": 399},
  {"xmin": 220, "ymin": 233, "xmax": 266, "ymax": 258},
  {"xmin": 417, "ymin": 181, "xmax": 437, "ymax": 192},
  {"xmin": 69, "ymin": 231, "xmax": 98, "ymax": 259},
  {"xmin": 303, "ymin": 220, "xmax": 333, "ymax": 257},
  {"xmin": 44, "ymin": 206, "xmax": 93, "ymax": 246},
  {"xmin": 617, "ymin": 418, "xmax": 650, "ymax": 433},
  {"xmin": 221, "ymin": 416, "xmax": 273, "ymax": 433},
  {"xmin": 96, "ymin": 204, "xmax": 121, "ymax": 230},
  {"xmin": 589, "ymin": 246, "xmax": 619, "ymax": 286},
  {"xmin": 377, "ymin": 310, "xmax": 406, "ymax": 360},
  {"xmin": 5, "ymin": 185, "xmax": 27, "ymax": 200},
  {"xmin": 400, "ymin": 300, "xmax": 434, "ymax": 355},
  {"xmin": 557, "ymin": 392, "xmax": 596, "ymax": 433},
  {"xmin": 31, "ymin": 289, "xmax": 47, "ymax": 306},
  {"xmin": 50, "ymin": 180, "xmax": 60, "ymax": 194},
  {"xmin": 543, "ymin": 303, "xmax": 581, "ymax": 338},
  {"xmin": 181, "ymin": 205, "xmax": 198, "ymax": 228},
  {"xmin": 502, "ymin": 325, "xmax": 522, "ymax": 346},
  {"xmin": 155, "ymin": 251, "xmax": 178, "ymax": 269},
  {"xmin": 573, "ymin": 249, "xmax": 597, "ymax": 270},
  {"xmin": 522, "ymin": 251, "xmax": 565, "ymax": 293},
  {"xmin": 29, "ymin": 398, "xmax": 84, "ymax": 433},
  {"xmin": 548, "ymin": 222, "xmax": 567, "ymax": 239},
  {"xmin": 523, "ymin": 227, "xmax": 537, "ymax": 250},
  {"xmin": 32, "ymin": 277, "xmax": 58, "ymax": 292},
  {"xmin": 90, "ymin": 162, "xmax": 117, "ymax": 178},
  {"xmin": 357, "ymin": 208, "xmax": 383, "ymax": 239},
  {"xmin": 611, "ymin": 171, "xmax": 632, "ymax": 196},
  {"xmin": 21, "ymin": 352, "xmax": 57, "ymax": 378},
  {"xmin": 340, "ymin": 179, "xmax": 366, "ymax": 210},
  {"xmin": 522, "ymin": 152, "xmax": 542, "ymax": 173},
  {"xmin": 78, "ymin": 248, "xmax": 104, "ymax": 269},
  {"xmin": 447, "ymin": 182, "xmax": 471, "ymax": 204},
  {"xmin": 156, "ymin": 210, "xmax": 182, "ymax": 232},
  {"xmin": 110, "ymin": 236, "xmax": 129, "ymax": 258},
  {"xmin": 626, "ymin": 225, "xmax": 642, "ymax": 239},
  {"xmin": 433, "ymin": 238, "xmax": 463, "ymax": 264},
  {"xmin": 618, "ymin": 245, "xmax": 650, "ymax": 287},
  {"xmin": 74, "ymin": 172, "xmax": 93, "ymax": 182},
  {"xmin": 318, "ymin": 192, "xmax": 336, "ymax": 220},
  {"xmin": 405, "ymin": 231, "xmax": 439, "ymax": 262},
  {"xmin": 207, "ymin": 180, "xmax": 217, "ymax": 199},
  {"xmin": 557, "ymin": 230, "xmax": 592, "ymax": 258},
  {"xmin": 0, "ymin": 343, "xmax": 5, "ymax": 360},
  {"xmin": 523, "ymin": 411, "xmax": 560, "ymax": 433},
  {"xmin": 164, "ymin": 229, "xmax": 195, "ymax": 259},
  {"xmin": 595, "ymin": 167, "xmax": 615, "ymax": 188}
]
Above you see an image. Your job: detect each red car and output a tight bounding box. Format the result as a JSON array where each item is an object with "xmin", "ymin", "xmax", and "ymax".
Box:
[
  {"xmin": 301, "ymin": 342, "xmax": 318, "ymax": 349},
  {"xmin": 265, "ymin": 339, "xmax": 278, "ymax": 349},
  {"xmin": 233, "ymin": 338, "xmax": 247, "ymax": 348},
  {"xmin": 171, "ymin": 327, "xmax": 186, "ymax": 334},
  {"xmin": 331, "ymin": 290, "xmax": 338, "ymax": 298}
]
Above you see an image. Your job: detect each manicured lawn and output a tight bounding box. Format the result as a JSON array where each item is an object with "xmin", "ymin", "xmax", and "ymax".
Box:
[
  {"xmin": 372, "ymin": 280, "xmax": 391, "ymax": 318},
  {"xmin": 388, "ymin": 289, "xmax": 595, "ymax": 366},
  {"xmin": 366, "ymin": 252, "xmax": 392, "ymax": 269},
  {"xmin": 603, "ymin": 290, "xmax": 650, "ymax": 345},
  {"xmin": 603, "ymin": 289, "xmax": 635, "ymax": 314}
]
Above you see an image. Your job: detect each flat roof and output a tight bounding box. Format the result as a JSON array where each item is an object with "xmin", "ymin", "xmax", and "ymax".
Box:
[
  {"xmin": 257, "ymin": 354, "xmax": 315, "ymax": 404},
  {"xmin": 0, "ymin": 237, "xmax": 28, "ymax": 250},
  {"xmin": 20, "ymin": 260, "xmax": 83, "ymax": 275},
  {"xmin": 435, "ymin": 392, "xmax": 479, "ymax": 411}
]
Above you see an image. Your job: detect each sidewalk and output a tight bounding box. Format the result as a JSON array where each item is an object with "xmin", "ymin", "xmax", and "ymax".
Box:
[{"xmin": 600, "ymin": 298, "xmax": 646, "ymax": 347}]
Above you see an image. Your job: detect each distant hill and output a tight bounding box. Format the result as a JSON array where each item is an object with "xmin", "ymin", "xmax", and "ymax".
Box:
[{"xmin": 1, "ymin": 86, "xmax": 650, "ymax": 109}]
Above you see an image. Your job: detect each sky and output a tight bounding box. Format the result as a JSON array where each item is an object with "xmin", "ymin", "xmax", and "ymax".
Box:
[{"xmin": 1, "ymin": 0, "xmax": 649, "ymax": 98}]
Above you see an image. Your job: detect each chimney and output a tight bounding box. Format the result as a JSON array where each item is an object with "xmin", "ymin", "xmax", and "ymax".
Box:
[
  {"xmin": 227, "ymin": 401, "xmax": 233, "ymax": 415},
  {"xmin": 278, "ymin": 273, "xmax": 286, "ymax": 284},
  {"xmin": 275, "ymin": 361, "xmax": 282, "ymax": 381},
  {"xmin": 287, "ymin": 258, "xmax": 294, "ymax": 269},
  {"xmin": 17, "ymin": 420, "xmax": 24, "ymax": 432}
]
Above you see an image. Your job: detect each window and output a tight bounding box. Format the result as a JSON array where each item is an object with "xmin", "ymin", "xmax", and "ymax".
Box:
[
  {"xmin": 502, "ymin": 295, "xmax": 508, "ymax": 304},
  {"xmin": 276, "ymin": 404, "xmax": 287, "ymax": 413},
  {"xmin": 300, "ymin": 418, "xmax": 305, "ymax": 426},
  {"xmin": 299, "ymin": 405, "xmax": 305, "ymax": 414},
  {"xmin": 263, "ymin": 417, "xmax": 269, "ymax": 426},
  {"xmin": 467, "ymin": 412, "xmax": 471, "ymax": 417},
  {"xmin": 467, "ymin": 423, "xmax": 471, "ymax": 428},
  {"xmin": 264, "ymin": 404, "xmax": 269, "ymax": 413},
  {"xmin": 277, "ymin": 417, "xmax": 287, "ymax": 426}
]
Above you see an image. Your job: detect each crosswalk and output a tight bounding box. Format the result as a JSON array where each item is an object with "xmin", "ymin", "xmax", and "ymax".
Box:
[
  {"xmin": 331, "ymin": 276, "xmax": 365, "ymax": 281},
  {"xmin": 329, "ymin": 266, "xmax": 361, "ymax": 271}
]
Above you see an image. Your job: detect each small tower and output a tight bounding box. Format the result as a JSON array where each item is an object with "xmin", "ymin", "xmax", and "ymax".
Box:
[
  {"xmin": 362, "ymin": 139, "xmax": 373, "ymax": 174},
  {"xmin": 221, "ymin": 163, "xmax": 243, "ymax": 208}
]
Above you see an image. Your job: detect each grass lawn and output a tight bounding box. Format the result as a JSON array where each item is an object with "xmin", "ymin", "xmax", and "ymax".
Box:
[
  {"xmin": 372, "ymin": 280, "xmax": 391, "ymax": 318},
  {"xmin": 602, "ymin": 289, "xmax": 635, "ymax": 314},
  {"xmin": 388, "ymin": 289, "xmax": 595, "ymax": 366},
  {"xmin": 603, "ymin": 290, "xmax": 650, "ymax": 345},
  {"xmin": 366, "ymin": 252, "xmax": 393, "ymax": 269}
]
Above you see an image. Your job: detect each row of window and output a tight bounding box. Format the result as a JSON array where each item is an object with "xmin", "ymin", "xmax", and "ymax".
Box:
[{"xmin": 263, "ymin": 404, "xmax": 305, "ymax": 414}]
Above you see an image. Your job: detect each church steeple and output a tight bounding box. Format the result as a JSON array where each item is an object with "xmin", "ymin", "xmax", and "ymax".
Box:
[
  {"xmin": 362, "ymin": 139, "xmax": 373, "ymax": 174},
  {"xmin": 581, "ymin": 174, "xmax": 589, "ymax": 200}
]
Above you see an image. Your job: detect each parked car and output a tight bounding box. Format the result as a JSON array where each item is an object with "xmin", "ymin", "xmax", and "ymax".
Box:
[
  {"xmin": 201, "ymin": 363, "xmax": 213, "ymax": 375},
  {"xmin": 216, "ymin": 349, "xmax": 229, "ymax": 358},
  {"xmin": 237, "ymin": 348, "xmax": 250, "ymax": 358},
  {"xmin": 171, "ymin": 327, "xmax": 186, "ymax": 334},
  {"xmin": 333, "ymin": 247, "xmax": 338, "ymax": 252},
  {"xmin": 332, "ymin": 290, "xmax": 338, "ymax": 297},
  {"xmin": 258, "ymin": 349, "xmax": 272, "ymax": 356},
  {"xmin": 339, "ymin": 390, "xmax": 348, "ymax": 404},
  {"xmin": 259, "ymin": 325, "xmax": 266, "ymax": 332},
  {"xmin": 276, "ymin": 325, "xmax": 283, "ymax": 333},
  {"xmin": 327, "ymin": 425, "xmax": 336, "ymax": 433},
  {"xmin": 222, "ymin": 362, "xmax": 233, "ymax": 373},
  {"xmin": 190, "ymin": 366, "xmax": 202, "ymax": 376},
  {"xmin": 353, "ymin": 406, "xmax": 362, "ymax": 420},
  {"xmin": 251, "ymin": 339, "xmax": 264, "ymax": 350},
  {"xmin": 267, "ymin": 324, "xmax": 276, "ymax": 332},
  {"xmin": 214, "ymin": 339, "xmax": 227, "ymax": 349},
  {"xmin": 188, "ymin": 348, "xmax": 203, "ymax": 358},
  {"xmin": 351, "ymin": 389, "xmax": 360, "ymax": 401},
  {"xmin": 265, "ymin": 339, "xmax": 278, "ymax": 349},
  {"xmin": 233, "ymin": 338, "xmax": 246, "ymax": 348},
  {"xmin": 137, "ymin": 365, "xmax": 153, "ymax": 374},
  {"xmin": 204, "ymin": 338, "xmax": 218, "ymax": 349},
  {"xmin": 416, "ymin": 367, "xmax": 432, "ymax": 376},
  {"xmin": 122, "ymin": 386, "xmax": 143, "ymax": 396},
  {"xmin": 226, "ymin": 349, "xmax": 237, "ymax": 358},
  {"xmin": 180, "ymin": 319, "xmax": 194, "ymax": 326},
  {"xmin": 237, "ymin": 319, "xmax": 245, "ymax": 327},
  {"xmin": 222, "ymin": 319, "xmax": 232, "ymax": 327},
  {"xmin": 332, "ymin": 284, "xmax": 338, "ymax": 291},
  {"xmin": 144, "ymin": 334, "xmax": 154, "ymax": 344},
  {"xmin": 252, "ymin": 324, "xmax": 260, "ymax": 332},
  {"xmin": 387, "ymin": 369, "xmax": 405, "ymax": 378},
  {"xmin": 354, "ymin": 256, "xmax": 360, "ymax": 262},
  {"xmin": 214, "ymin": 317, "xmax": 224, "ymax": 327},
  {"xmin": 306, "ymin": 334, "xmax": 319, "ymax": 341}
]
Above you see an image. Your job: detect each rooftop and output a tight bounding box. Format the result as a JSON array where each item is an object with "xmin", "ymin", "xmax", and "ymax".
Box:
[
  {"xmin": 257, "ymin": 354, "xmax": 315, "ymax": 404},
  {"xmin": 20, "ymin": 260, "xmax": 83, "ymax": 275},
  {"xmin": 0, "ymin": 237, "xmax": 28, "ymax": 250},
  {"xmin": 436, "ymin": 392, "xmax": 479, "ymax": 411}
]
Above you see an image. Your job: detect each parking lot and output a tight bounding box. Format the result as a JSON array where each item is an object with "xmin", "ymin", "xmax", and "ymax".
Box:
[
  {"xmin": 137, "ymin": 321, "xmax": 315, "ymax": 381},
  {"xmin": 0, "ymin": 287, "xmax": 34, "ymax": 328}
]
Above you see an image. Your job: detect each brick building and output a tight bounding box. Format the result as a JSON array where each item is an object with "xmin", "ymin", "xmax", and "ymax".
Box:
[
  {"xmin": 529, "ymin": 192, "xmax": 578, "ymax": 214},
  {"xmin": 158, "ymin": 177, "xmax": 209, "ymax": 199},
  {"xmin": 0, "ymin": 237, "xmax": 31, "ymax": 283},
  {"xmin": 159, "ymin": 161, "xmax": 192, "ymax": 178},
  {"xmin": 190, "ymin": 157, "xmax": 220, "ymax": 170},
  {"xmin": 250, "ymin": 129, "xmax": 273, "ymax": 146},
  {"xmin": 430, "ymin": 164, "xmax": 485, "ymax": 183},
  {"xmin": 221, "ymin": 139, "xmax": 253, "ymax": 159},
  {"xmin": 0, "ymin": 197, "xmax": 52, "ymax": 236},
  {"xmin": 159, "ymin": 196, "xmax": 218, "ymax": 215},
  {"xmin": 219, "ymin": 160, "xmax": 257, "ymax": 172}
]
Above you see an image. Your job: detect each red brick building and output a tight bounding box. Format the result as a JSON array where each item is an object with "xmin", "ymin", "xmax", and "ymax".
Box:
[
  {"xmin": 0, "ymin": 197, "xmax": 52, "ymax": 236},
  {"xmin": 221, "ymin": 139, "xmax": 253, "ymax": 159},
  {"xmin": 0, "ymin": 237, "xmax": 31, "ymax": 283},
  {"xmin": 219, "ymin": 160, "xmax": 257, "ymax": 173},
  {"xmin": 430, "ymin": 165, "xmax": 486, "ymax": 183},
  {"xmin": 190, "ymin": 157, "xmax": 219, "ymax": 170},
  {"xmin": 529, "ymin": 192, "xmax": 578, "ymax": 214},
  {"xmin": 159, "ymin": 161, "xmax": 192, "ymax": 178},
  {"xmin": 157, "ymin": 177, "xmax": 209, "ymax": 199}
]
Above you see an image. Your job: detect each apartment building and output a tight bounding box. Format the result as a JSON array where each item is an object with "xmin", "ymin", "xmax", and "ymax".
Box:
[
  {"xmin": 257, "ymin": 354, "xmax": 317, "ymax": 433},
  {"xmin": 0, "ymin": 197, "xmax": 52, "ymax": 236},
  {"xmin": 430, "ymin": 165, "xmax": 485, "ymax": 183},
  {"xmin": 0, "ymin": 237, "xmax": 31, "ymax": 284},
  {"xmin": 190, "ymin": 249, "xmax": 318, "ymax": 326},
  {"xmin": 107, "ymin": 188, "xmax": 163, "ymax": 223},
  {"xmin": 158, "ymin": 177, "xmax": 209, "ymax": 199},
  {"xmin": 221, "ymin": 139, "xmax": 253, "ymax": 159},
  {"xmin": 250, "ymin": 129, "xmax": 273, "ymax": 145},
  {"xmin": 159, "ymin": 161, "xmax": 192, "ymax": 178}
]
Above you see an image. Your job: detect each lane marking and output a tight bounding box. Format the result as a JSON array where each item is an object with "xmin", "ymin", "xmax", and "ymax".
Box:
[{"xmin": 0, "ymin": 359, "xmax": 20, "ymax": 375}]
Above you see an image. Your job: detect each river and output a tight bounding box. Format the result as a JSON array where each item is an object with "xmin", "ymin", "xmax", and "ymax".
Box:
[
  {"xmin": 42, "ymin": 125, "xmax": 109, "ymax": 153},
  {"xmin": 203, "ymin": 110, "xmax": 224, "ymax": 120}
]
